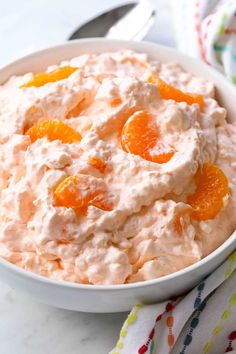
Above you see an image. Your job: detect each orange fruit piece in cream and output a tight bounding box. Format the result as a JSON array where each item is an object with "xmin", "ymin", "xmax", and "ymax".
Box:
[
  {"xmin": 148, "ymin": 75, "xmax": 204, "ymax": 111},
  {"xmin": 21, "ymin": 66, "xmax": 77, "ymax": 88},
  {"xmin": 121, "ymin": 110, "xmax": 174, "ymax": 164},
  {"xmin": 66, "ymin": 98, "xmax": 87, "ymax": 119},
  {"xmin": 26, "ymin": 120, "xmax": 81, "ymax": 143},
  {"xmin": 187, "ymin": 163, "xmax": 229, "ymax": 220},
  {"xmin": 88, "ymin": 157, "xmax": 107, "ymax": 173},
  {"xmin": 54, "ymin": 175, "xmax": 113, "ymax": 211}
]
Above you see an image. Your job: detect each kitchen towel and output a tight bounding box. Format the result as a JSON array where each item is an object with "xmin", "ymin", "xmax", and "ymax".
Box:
[
  {"xmin": 111, "ymin": 250, "xmax": 236, "ymax": 354},
  {"xmin": 168, "ymin": 0, "xmax": 236, "ymax": 85}
]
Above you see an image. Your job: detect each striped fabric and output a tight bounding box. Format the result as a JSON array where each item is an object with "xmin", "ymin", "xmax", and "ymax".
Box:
[
  {"xmin": 111, "ymin": 251, "xmax": 236, "ymax": 354},
  {"xmin": 169, "ymin": 0, "xmax": 236, "ymax": 85}
]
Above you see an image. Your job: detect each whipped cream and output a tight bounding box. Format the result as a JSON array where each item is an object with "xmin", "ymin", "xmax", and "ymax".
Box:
[{"xmin": 0, "ymin": 50, "xmax": 235, "ymax": 285}]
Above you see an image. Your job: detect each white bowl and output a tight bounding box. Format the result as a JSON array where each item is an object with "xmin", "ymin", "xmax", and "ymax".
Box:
[{"xmin": 0, "ymin": 39, "xmax": 235, "ymax": 313}]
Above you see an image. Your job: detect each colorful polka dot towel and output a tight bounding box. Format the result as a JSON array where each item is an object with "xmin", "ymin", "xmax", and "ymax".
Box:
[
  {"xmin": 168, "ymin": 0, "xmax": 236, "ymax": 85},
  {"xmin": 111, "ymin": 251, "xmax": 236, "ymax": 354}
]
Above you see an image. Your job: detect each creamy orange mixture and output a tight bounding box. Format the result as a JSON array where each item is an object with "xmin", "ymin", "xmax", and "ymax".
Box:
[{"xmin": 0, "ymin": 50, "xmax": 235, "ymax": 285}]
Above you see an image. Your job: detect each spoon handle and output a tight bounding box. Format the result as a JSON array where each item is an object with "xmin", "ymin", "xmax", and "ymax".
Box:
[{"xmin": 106, "ymin": 0, "xmax": 156, "ymax": 41}]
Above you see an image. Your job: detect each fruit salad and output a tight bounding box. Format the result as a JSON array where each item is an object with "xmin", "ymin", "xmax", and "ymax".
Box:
[{"xmin": 0, "ymin": 50, "xmax": 235, "ymax": 285}]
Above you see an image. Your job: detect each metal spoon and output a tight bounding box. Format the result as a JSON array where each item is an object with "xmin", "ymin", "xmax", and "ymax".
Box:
[{"xmin": 68, "ymin": 1, "xmax": 156, "ymax": 41}]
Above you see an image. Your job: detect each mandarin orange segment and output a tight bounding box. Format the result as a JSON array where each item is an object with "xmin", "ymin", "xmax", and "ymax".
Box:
[
  {"xmin": 66, "ymin": 98, "xmax": 86, "ymax": 119},
  {"xmin": 187, "ymin": 163, "xmax": 229, "ymax": 220},
  {"xmin": 26, "ymin": 120, "xmax": 81, "ymax": 143},
  {"xmin": 54, "ymin": 175, "xmax": 112, "ymax": 212},
  {"xmin": 110, "ymin": 97, "xmax": 122, "ymax": 107},
  {"xmin": 150, "ymin": 142, "xmax": 175, "ymax": 164},
  {"xmin": 21, "ymin": 66, "xmax": 77, "ymax": 88},
  {"xmin": 121, "ymin": 110, "xmax": 174, "ymax": 164},
  {"xmin": 148, "ymin": 75, "xmax": 204, "ymax": 111},
  {"xmin": 88, "ymin": 156, "xmax": 107, "ymax": 173},
  {"xmin": 89, "ymin": 193, "xmax": 113, "ymax": 211}
]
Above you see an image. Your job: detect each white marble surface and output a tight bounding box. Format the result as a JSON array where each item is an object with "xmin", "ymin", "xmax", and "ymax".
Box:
[
  {"xmin": 0, "ymin": 280, "xmax": 128, "ymax": 354},
  {"xmin": 0, "ymin": 1, "xmax": 175, "ymax": 353}
]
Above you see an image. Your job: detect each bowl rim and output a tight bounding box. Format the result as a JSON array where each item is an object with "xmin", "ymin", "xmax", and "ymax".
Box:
[{"xmin": 0, "ymin": 38, "xmax": 235, "ymax": 291}]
